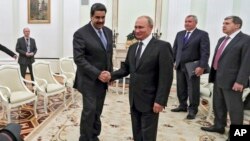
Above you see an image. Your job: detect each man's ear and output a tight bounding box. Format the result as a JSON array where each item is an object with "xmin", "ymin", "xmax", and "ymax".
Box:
[{"xmin": 235, "ymin": 24, "xmax": 240, "ymax": 29}]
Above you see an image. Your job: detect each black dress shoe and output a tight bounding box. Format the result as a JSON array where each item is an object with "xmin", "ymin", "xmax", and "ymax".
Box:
[
  {"xmin": 186, "ymin": 113, "xmax": 196, "ymax": 119},
  {"xmin": 201, "ymin": 126, "xmax": 225, "ymax": 134},
  {"xmin": 171, "ymin": 107, "xmax": 187, "ymax": 112}
]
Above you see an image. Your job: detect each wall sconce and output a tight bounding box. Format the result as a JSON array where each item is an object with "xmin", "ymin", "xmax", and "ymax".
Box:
[
  {"xmin": 112, "ymin": 29, "xmax": 119, "ymax": 48},
  {"xmin": 152, "ymin": 29, "xmax": 162, "ymax": 39}
]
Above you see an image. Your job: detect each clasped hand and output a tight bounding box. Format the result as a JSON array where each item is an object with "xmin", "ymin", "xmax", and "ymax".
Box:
[
  {"xmin": 98, "ymin": 71, "xmax": 111, "ymax": 83},
  {"xmin": 26, "ymin": 52, "xmax": 34, "ymax": 57}
]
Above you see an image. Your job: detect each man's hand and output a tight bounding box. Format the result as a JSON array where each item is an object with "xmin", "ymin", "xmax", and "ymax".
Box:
[
  {"xmin": 153, "ymin": 103, "xmax": 164, "ymax": 113},
  {"xmin": 13, "ymin": 55, "xmax": 18, "ymax": 60},
  {"xmin": 26, "ymin": 52, "xmax": 34, "ymax": 57},
  {"xmin": 232, "ymin": 82, "xmax": 244, "ymax": 92},
  {"xmin": 98, "ymin": 71, "xmax": 111, "ymax": 83},
  {"xmin": 26, "ymin": 52, "xmax": 30, "ymax": 57},
  {"xmin": 29, "ymin": 52, "xmax": 34, "ymax": 56},
  {"xmin": 195, "ymin": 67, "xmax": 204, "ymax": 77}
]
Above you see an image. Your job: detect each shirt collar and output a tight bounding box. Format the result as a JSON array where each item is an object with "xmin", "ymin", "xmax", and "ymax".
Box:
[
  {"xmin": 139, "ymin": 34, "xmax": 153, "ymax": 46},
  {"xmin": 227, "ymin": 30, "xmax": 241, "ymax": 39},
  {"xmin": 186, "ymin": 28, "xmax": 196, "ymax": 34},
  {"xmin": 91, "ymin": 22, "xmax": 104, "ymax": 35}
]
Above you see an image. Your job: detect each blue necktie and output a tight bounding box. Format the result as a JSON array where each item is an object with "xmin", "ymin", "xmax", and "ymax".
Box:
[
  {"xmin": 183, "ymin": 32, "xmax": 190, "ymax": 44},
  {"xmin": 98, "ymin": 30, "xmax": 107, "ymax": 49}
]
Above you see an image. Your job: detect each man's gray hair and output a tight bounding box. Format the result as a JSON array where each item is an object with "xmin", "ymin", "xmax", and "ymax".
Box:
[
  {"xmin": 186, "ymin": 15, "xmax": 198, "ymax": 23},
  {"xmin": 138, "ymin": 16, "xmax": 154, "ymax": 27}
]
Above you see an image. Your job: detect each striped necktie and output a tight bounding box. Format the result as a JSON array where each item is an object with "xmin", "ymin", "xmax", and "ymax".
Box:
[{"xmin": 135, "ymin": 42, "xmax": 143, "ymax": 68}]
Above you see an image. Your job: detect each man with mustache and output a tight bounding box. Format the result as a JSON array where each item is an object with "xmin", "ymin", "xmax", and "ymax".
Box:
[{"xmin": 73, "ymin": 3, "xmax": 113, "ymax": 141}]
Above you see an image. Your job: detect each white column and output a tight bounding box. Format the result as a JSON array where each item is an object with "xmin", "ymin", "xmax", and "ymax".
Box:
[
  {"xmin": 0, "ymin": 0, "xmax": 15, "ymax": 60},
  {"xmin": 166, "ymin": 0, "xmax": 191, "ymax": 45},
  {"xmin": 62, "ymin": 0, "xmax": 81, "ymax": 57}
]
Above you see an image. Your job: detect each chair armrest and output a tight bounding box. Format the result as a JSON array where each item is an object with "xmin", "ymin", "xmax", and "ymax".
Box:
[
  {"xmin": 35, "ymin": 78, "xmax": 47, "ymax": 86},
  {"xmin": 63, "ymin": 72, "xmax": 75, "ymax": 79},
  {"xmin": 200, "ymin": 83, "xmax": 214, "ymax": 97},
  {"xmin": 22, "ymin": 78, "xmax": 43, "ymax": 93},
  {"xmin": 33, "ymin": 78, "xmax": 48, "ymax": 92},
  {"xmin": 242, "ymin": 88, "xmax": 250, "ymax": 101},
  {"xmin": 22, "ymin": 79, "xmax": 36, "ymax": 86},
  {"xmin": 0, "ymin": 85, "xmax": 11, "ymax": 102},
  {"xmin": 53, "ymin": 73, "xmax": 67, "ymax": 85}
]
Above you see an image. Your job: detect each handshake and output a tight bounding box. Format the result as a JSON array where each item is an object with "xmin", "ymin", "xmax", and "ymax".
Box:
[{"xmin": 98, "ymin": 71, "xmax": 111, "ymax": 83}]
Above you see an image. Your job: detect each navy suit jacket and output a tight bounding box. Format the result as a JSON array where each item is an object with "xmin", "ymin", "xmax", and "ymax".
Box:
[
  {"xmin": 73, "ymin": 22, "xmax": 113, "ymax": 96},
  {"xmin": 209, "ymin": 32, "xmax": 250, "ymax": 89},
  {"xmin": 173, "ymin": 28, "xmax": 210, "ymax": 69},
  {"xmin": 111, "ymin": 38, "xmax": 173, "ymax": 112}
]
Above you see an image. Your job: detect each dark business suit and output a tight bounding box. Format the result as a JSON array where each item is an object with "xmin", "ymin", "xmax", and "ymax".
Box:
[
  {"xmin": 173, "ymin": 28, "xmax": 210, "ymax": 114},
  {"xmin": 0, "ymin": 44, "xmax": 16, "ymax": 57},
  {"xmin": 16, "ymin": 37, "xmax": 37, "ymax": 80},
  {"xmin": 209, "ymin": 32, "xmax": 250, "ymax": 128},
  {"xmin": 73, "ymin": 22, "xmax": 113, "ymax": 141},
  {"xmin": 112, "ymin": 37, "xmax": 173, "ymax": 141}
]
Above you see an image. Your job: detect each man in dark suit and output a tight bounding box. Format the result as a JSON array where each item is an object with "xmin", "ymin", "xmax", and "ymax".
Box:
[
  {"xmin": 171, "ymin": 15, "xmax": 210, "ymax": 119},
  {"xmin": 0, "ymin": 44, "xmax": 17, "ymax": 59},
  {"xmin": 16, "ymin": 27, "xmax": 37, "ymax": 80},
  {"xmin": 73, "ymin": 3, "xmax": 113, "ymax": 141},
  {"xmin": 110, "ymin": 16, "xmax": 173, "ymax": 141},
  {"xmin": 201, "ymin": 16, "xmax": 250, "ymax": 141}
]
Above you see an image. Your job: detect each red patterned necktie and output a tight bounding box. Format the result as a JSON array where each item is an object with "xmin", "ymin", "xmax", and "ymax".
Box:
[{"xmin": 213, "ymin": 36, "xmax": 230, "ymax": 70}]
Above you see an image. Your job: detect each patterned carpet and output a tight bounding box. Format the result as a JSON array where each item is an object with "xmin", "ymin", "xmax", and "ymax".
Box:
[
  {"xmin": 18, "ymin": 83, "xmax": 230, "ymax": 141},
  {"xmin": 0, "ymin": 90, "xmax": 71, "ymax": 138}
]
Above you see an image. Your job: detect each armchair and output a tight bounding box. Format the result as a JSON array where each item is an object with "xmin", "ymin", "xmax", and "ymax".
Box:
[
  {"xmin": 242, "ymin": 76, "xmax": 250, "ymax": 123},
  {"xmin": 0, "ymin": 65, "xmax": 37, "ymax": 123},
  {"xmin": 200, "ymin": 82, "xmax": 214, "ymax": 122},
  {"xmin": 59, "ymin": 57, "xmax": 76, "ymax": 102},
  {"xmin": 32, "ymin": 61, "xmax": 66, "ymax": 114}
]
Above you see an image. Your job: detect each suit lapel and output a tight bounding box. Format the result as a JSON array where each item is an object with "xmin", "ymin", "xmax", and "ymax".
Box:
[
  {"xmin": 220, "ymin": 32, "xmax": 242, "ymax": 59},
  {"xmin": 102, "ymin": 28, "xmax": 111, "ymax": 51},
  {"xmin": 136, "ymin": 38, "xmax": 156, "ymax": 70},
  {"xmin": 180, "ymin": 31, "xmax": 186, "ymax": 49},
  {"xmin": 184, "ymin": 29, "xmax": 198, "ymax": 47},
  {"xmin": 88, "ymin": 23, "xmax": 107, "ymax": 51},
  {"xmin": 130, "ymin": 43, "xmax": 139, "ymax": 70}
]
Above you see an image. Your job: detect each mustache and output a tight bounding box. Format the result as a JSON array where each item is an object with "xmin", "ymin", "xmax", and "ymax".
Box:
[{"xmin": 97, "ymin": 22, "xmax": 104, "ymax": 24}]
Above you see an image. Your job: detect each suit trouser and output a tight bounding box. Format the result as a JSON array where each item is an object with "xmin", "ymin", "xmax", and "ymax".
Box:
[
  {"xmin": 131, "ymin": 106, "xmax": 159, "ymax": 141},
  {"xmin": 176, "ymin": 66, "xmax": 200, "ymax": 114},
  {"xmin": 19, "ymin": 64, "xmax": 34, "ymax": 81},
  {"xmin": 213, "ymin": 82, "xmax": 244, "ymax": 128},
  {"xmin": 79, "ymin": 89, "xmax": 106, "ymax": 141}
]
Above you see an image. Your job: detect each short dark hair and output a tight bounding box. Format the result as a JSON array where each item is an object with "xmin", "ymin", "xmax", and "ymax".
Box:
[
  {"xmin": 225, "ymin": 16, "xmax": 243, "ymax": 28},
  {"xmin": 90, "ymin": 3, "xmax": 107, "ymax": 17}
]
